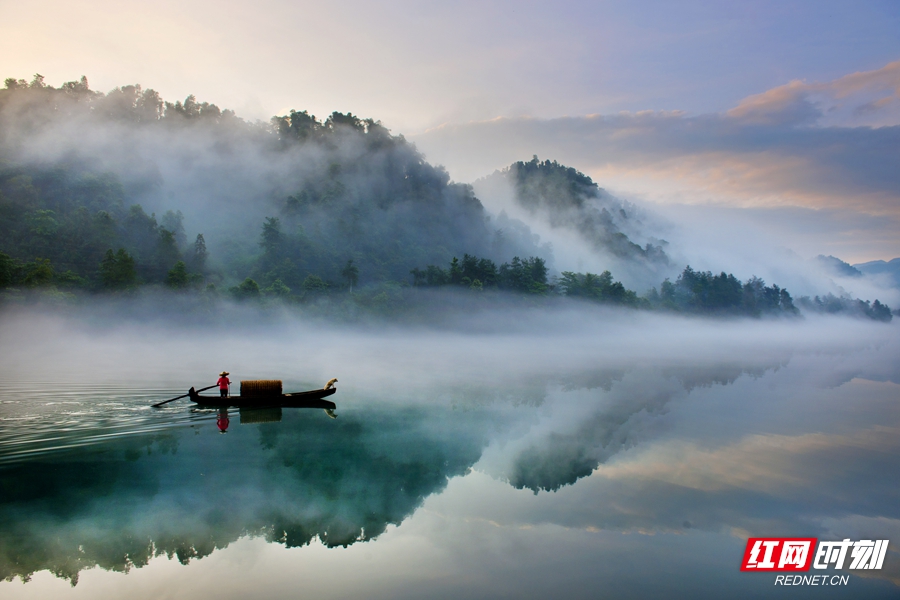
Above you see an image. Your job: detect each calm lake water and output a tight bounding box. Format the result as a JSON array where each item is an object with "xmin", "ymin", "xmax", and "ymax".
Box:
[{"xmin": 1, "ymin": 309, "xmax": 898, "ymax": 598}]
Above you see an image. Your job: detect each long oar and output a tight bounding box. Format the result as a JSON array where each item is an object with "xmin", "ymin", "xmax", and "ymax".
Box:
[{"xmin": 152, "ymin": 384, "xmax": 218, "ymax": 408}]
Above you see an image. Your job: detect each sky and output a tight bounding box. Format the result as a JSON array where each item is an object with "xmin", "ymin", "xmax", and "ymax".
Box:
[{"xmin": 2, "ymin": 0, "xmax": 899, "ymax": 261}]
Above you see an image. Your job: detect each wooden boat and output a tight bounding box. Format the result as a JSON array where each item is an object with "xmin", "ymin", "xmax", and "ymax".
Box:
[{"xmin": 188, "ymin": 386, "xmax": 336, "ymax": 409}]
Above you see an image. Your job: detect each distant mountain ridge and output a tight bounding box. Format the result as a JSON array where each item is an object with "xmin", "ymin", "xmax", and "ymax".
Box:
[
  {"xmin": 812, "ymin": 254, "xmax": 900, "ymax": 290},
  {"xmin": 815, "ymin": 255, "xmax": 862, "ymax": 278},
  {"xmin": 854, "ymin": 257, "xmax": 900, "ymax": 288}
]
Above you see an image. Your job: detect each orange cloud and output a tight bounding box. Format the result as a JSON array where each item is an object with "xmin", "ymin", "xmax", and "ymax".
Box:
[
  {"xmin": 727, "ymin": 61, "xmax": 900, "ymax": 126},
  {"xmin": 587, "ymin": 152, "xmax": 900, "ymax": 216}
]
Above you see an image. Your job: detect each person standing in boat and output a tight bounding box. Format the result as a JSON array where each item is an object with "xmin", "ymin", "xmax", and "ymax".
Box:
[{"xmin": 217, "ymin": 371, "xmax": 230, "ymax": 398}]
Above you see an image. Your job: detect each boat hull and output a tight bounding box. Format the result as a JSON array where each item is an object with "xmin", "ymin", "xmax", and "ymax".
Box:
[{"xmin": 189, "ymin": 386, "xmax": 336, "ymax": 409}]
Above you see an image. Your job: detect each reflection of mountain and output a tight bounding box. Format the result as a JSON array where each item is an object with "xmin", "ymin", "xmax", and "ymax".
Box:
[
  {"xmin": 0, "ymin": 358, "xmax": 829, "ymax": 584},
  {"xmin": 256, "ymin": 406, "xmax": 485, "ymax": 547},
  {"xmin": 508, "ymin": 361, "xmax": 786, "ymax": 493},
  {"xmin": 0, "ymin": 406, "xmax": 490, "ymax": 585}
]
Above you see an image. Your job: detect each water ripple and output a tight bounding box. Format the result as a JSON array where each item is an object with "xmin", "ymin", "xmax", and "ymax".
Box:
[{"xmin": 0, "ymin": 383, "xmax": 219, "ymax": 464}]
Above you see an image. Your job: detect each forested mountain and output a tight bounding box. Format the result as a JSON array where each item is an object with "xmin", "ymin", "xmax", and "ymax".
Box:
[
  {"xmin": 0, "ymin": 74, "xmax": 892, "ymax": 321},
  {"xmin": 815, "ymin": 255, "xmax": 863, "ymax": 278},
  {"xmin": 474, "ymin": 157, "xmax": 669, "ymax": 273},
  {"xmin": 0, "ymin": 74, "xmax": 542, "ymax": 297}
]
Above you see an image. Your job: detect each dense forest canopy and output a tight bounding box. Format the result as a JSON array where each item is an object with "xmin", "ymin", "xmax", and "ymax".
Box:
[{"xmin": 0, "ymin": 74, "xmax": 893, "ymax": 321}]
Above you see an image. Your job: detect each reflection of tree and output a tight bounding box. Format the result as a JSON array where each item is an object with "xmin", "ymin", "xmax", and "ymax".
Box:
[
  {"xmin": 256, "ymin": 406, "xmax": 485, "ymax": 547},
  {"xmin": 664, "ymin": 362, "xmax": 782, "ymax": 392},
  {"xmin": 434, "ymin": 369, "xmax": 626, "ymax": 411},
  {"xmin": 0, "ymin": 434, "xmax": 171, "ymax": 585},
  {"xmin": 559, "ymin": 368, "xmax": 625, "ymax": 392},
  {"xmin": 0, "ymin": 406, "xmax": 490, "ymax": 585},
  {"xmin": 435, "ymin": 377, "xmax": 550, "ymax": 409}
]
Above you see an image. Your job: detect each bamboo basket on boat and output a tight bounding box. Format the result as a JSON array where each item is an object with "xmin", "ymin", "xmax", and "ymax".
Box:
[{"xmin": 240, "ymin": 379, "xmax": 282, "ymax": 397}]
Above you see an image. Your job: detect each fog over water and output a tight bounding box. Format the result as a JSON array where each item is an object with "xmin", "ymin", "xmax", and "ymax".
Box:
[{"xmin": 0, "ymin": 307, "xmax": 897, "ymax": 598}]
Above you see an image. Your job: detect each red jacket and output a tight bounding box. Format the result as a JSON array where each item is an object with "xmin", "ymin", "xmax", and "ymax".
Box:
[{"xmin": 217, "ymin": 376, "xmax": 230, "ymax": 389}]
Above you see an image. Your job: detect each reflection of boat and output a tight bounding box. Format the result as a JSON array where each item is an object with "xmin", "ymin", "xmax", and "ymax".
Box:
[
  {"xmin": 213, "ymin": 407, "xmax": 284, "ymax": 433},
  {"xmin": 188, "ymin": 386, "xmax": 336, "ymax": 409}
]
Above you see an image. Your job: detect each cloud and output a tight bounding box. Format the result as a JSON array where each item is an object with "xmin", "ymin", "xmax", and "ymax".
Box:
[
  {"xmin": 413, "ymin": 61, "xmax": 900, "ymax": 227},
  {"xmin": 856, "ymin": 96, "xmax": 898, "ymax": 116},
  {"xmin": 727, "ymin": 61, "xmax": 900, "ymax": 126},
  {"xmin": 727, "ymin": 80, "xmax": 822, "ymax": 126}
]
